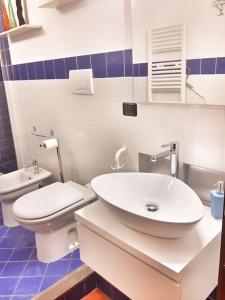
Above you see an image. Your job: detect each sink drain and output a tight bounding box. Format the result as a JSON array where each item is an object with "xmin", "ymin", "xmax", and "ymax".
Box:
[{"xmin": 146, "ymin": 203, "xmax": 159, "ymax": 212}]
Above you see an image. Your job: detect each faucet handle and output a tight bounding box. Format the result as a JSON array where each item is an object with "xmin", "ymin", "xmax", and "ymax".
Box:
[
  {"xmin": 162, "ymin": 142, "xmax": 179, "ymax": 151},
  {"xmin": 32, "ymin": 159, "xmax": 38, "ymax": 165}
]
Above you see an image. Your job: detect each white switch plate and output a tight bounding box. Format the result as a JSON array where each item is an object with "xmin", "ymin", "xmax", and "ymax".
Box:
[{"xmin": 69, "ymin": 69, "xmax": 94, "ymax": 95}]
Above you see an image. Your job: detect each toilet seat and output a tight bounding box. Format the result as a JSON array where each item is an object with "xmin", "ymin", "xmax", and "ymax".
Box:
[{"xmin": 13, "ymin": 182, "xmax": 84, "ymax": 220}]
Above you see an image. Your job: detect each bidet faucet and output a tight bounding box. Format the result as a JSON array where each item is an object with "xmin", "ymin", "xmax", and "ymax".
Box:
[
  {"xmin": 24, "ymin": 159, "xmax": 40, "ymax": 174},
  {"xmin": 32, "ymin": 160, "xmax": 40, "ymax": 174},
  {"xmin": 151, "ymin": 142, "xmax": 179, "ymax": 178}
]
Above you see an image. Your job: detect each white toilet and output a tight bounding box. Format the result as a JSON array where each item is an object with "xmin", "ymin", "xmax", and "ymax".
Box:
[{"xmin": 12, "ymin": 181, "xmax": 96, "ymax": 263}]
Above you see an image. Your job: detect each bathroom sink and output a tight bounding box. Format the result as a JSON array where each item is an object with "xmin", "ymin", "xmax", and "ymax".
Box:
[
  {"xmin": 91, "ymin": 173, "xmax": 204, "ymax": 238},
  {"xmin": 0, "ymin": 167, "xmax": 52, "ymax": 227}
]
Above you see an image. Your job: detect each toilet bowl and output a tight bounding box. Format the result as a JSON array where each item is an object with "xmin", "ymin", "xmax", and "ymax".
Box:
[{"xmin": 12, "ymin": 181, "xmax": 96, "ymax": 263}]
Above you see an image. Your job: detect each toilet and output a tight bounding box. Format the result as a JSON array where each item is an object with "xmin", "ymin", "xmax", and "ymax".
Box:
[{"xmin": 12, "ymin": 181, "xmax": 96, "ymax": 263}]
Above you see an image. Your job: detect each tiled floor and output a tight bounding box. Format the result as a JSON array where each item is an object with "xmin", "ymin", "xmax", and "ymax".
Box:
[{"xmin": 0, "ymin": 206, "xmax": 83, "ymax": 300}]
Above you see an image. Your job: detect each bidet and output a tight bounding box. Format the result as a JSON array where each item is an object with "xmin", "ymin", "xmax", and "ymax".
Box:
[{"xmin": 0, "ymin": 167, "xmax": 51, "ymax": 227}]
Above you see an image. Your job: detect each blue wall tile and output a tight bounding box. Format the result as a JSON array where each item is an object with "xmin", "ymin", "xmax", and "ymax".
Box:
[
  {"xmin": 2, "ymin": 51, "xmax": 225, "ymax": 82},
  {"xmin": 54, "ymin": 58, "xmax": 66, "ymax": 79},
  {"xmin": 65, "ymin": 56, "xmax": 77, "ymax": 78},
  {"xmin": 106, "ymin": 50, "xmax": 124, "ymax": 77},
  {"xmin": 7, "ymin": 65, "xmax": 13, "ymax": 81},
  {"xmin": 84, "ymin": 273, "xmax": 97, "ymax": 295},
  {"xmin": 209, "ymin": 287, "xmax": 217, "ymax": 299},
  {"xmin": 132, "ymin": 63, "xmax": 140, "ymax": 77},
  {"xmin": 0, "ymin": 50, "xmax": 6, "ymax": 66},
  {"xmin": 2, "ymin": 37, "xmax": 9, "ymax": 50},
  {"xmin": 0, "ymin": 67, "xmax": 3, "ymax": 81},
  {"xmin": 1, "ymin": 66, "xmax": 5, "ymax": 80},
  {"xmin": 186, "ymin": 59, "xmax": 201, "ymax": 75},
  {"xmin": 64, "ymin": 282, "xmax": 85, "ymax": 300},
  {"xmin": 140, "ymin": 63, "xmax": 148, "ymax": 77},
  {"xmin": 96, "ymin": 275, "xmax": 113, "ymax": 299},
  {"xmin": 124, "ymin": 49, "xmax": 133, "ymax": 77},
  {"xmin": 0, "ymin": 38, "xmax": 3, "ymax": 50},
  {"xmin": 35, "ymin": 61, "xmax": 45, "ymax": 80},
  {"xmin": 19, "ymin": 64, "xmax": 28, "ymax": 80},
  {"xmin": 201, "ymin": 58, "xmax": 216, "ymax": 74},
  {"xmin": 0, "ymin": 18, "xmax": 4, "ymax": 35},
  {"xmin": 77, "ymin": 55, "xmax": 91, "ymax": 69},
  {"xmin": 216, "ymin": 57, "xmax": 225, "ymax": 74},
  {"xmin": 1, "ymin": 160, "xmax": 17, "ymax": 173},
  {"xmin": 91, "ymin": 53, "xmax": 107, "ymax": 78},
  {"xmin": 0, "ymin": 37, "xmax": 9, "ymax": 51},
  {"xmin": 13, "ymin": 65, "xmax": 21, "ymax": 80},
  {"xmin": 27, "ymin": 63, "xmax": 36, "ymax": 80},
  {"xmin": 5, "ymin": 49, "xmax": 11, "ymax": 66},
  {"xmin": 44, "ymin": 60, "xmax": 55, "ymax": 79},
  {"xmin": 2, "ymin": 66, "xmax": 9, "ymax": 81},
  {"xmin": 112, "ymin": 286, "xmax": 130, "ymax": 300}
]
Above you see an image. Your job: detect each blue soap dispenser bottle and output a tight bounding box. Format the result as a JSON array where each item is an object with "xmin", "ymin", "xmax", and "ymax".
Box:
[{"xmin": 211, "ymin": 181, "xmax": 224, "ymax": 219}]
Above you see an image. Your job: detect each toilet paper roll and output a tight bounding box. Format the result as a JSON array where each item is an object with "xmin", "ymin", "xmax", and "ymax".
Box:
[{"xmin": 40, "ymin": 138, "xmax": 58, "ymax": 150}]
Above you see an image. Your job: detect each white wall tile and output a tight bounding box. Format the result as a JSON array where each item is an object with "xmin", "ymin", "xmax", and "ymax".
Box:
[
  {"xmin": 4, "ymin": 1, "xmax": 225, "ymax": 185},
  {"xmin": 192, "ymin": 107, "xmax": 225, "ymax": 170},
  {"xmin": 10, "ymin": 0, "xmax": 132, "ymax": 64}
]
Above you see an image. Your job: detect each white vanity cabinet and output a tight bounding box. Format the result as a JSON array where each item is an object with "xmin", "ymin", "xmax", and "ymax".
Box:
[{"xmin": 75, "ymin": 201, "xmax": 221, "ymax": 300}]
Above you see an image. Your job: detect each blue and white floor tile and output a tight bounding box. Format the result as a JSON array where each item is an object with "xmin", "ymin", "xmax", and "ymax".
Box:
[{"xmin": 0, "ymin": 205, "xmax": 83, "ymax": 299}]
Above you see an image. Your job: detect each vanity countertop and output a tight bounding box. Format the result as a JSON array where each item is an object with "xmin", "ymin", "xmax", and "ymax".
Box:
[{"xmin": 75, "ymin": 200, "xmax": 222, "ymax": 281}]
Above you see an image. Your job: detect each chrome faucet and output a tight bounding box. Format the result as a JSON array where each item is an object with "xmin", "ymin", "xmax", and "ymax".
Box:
[
  {"xmin": 32, "ymin": 160, "xmax": 40, "ymax": 174},
  {"xmin": 151, "ymin": 142, "xmax": 179, "ymax": 178}
]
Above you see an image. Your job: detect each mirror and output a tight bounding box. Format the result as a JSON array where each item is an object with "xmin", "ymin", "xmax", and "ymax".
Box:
[{"xmin": 131, "ymin": 0, "xmax": 225, "ymax": 106}]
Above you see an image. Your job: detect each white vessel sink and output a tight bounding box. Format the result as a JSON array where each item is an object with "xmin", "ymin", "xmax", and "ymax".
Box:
[
  {"xmin": 0, "ymin": 167, "xmax": 52, "ymax": 227},
  {"xmin": 91, "ymin": 173, "xmax": 204, "ymax": 239}
]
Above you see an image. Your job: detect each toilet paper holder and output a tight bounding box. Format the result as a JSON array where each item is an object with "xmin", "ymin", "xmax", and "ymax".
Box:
[
  {"xmin": 31, "ymin": 125, "xmax": 65, "ymax": 183},
  {"xmin": 31, "ymin": 126, "xmax": 54, "ymax": 138}
]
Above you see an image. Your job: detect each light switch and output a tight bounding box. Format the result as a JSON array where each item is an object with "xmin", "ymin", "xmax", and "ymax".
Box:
[{"xmin": 69, "ymin": 69, "xmax": 94, "ymax": 95}]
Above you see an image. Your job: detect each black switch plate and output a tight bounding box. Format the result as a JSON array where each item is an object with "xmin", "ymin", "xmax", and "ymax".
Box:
[{"xmin": 123, "ymin": 102, "xmax": 137, "ymax": 117}]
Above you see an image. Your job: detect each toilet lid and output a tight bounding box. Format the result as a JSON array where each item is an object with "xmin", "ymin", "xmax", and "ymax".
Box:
[{"xmin": 13, "ymin": 182, "xmax": 84, "ymax": 220}]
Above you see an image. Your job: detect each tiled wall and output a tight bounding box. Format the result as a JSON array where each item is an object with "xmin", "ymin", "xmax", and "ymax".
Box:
[
  {"xmin": 132, "ymin": 0, "xmax": 225, "ymax": 106},
  {"xmin": 1, "ymin": 49, "xmax": 133, "ymax": 81},
  {"xmin": 0, "ymin": 79, "xmax": 17, "ymax": 173},
  {"xmin": 0, "ymin": 2, "xmax": 17, "ymax": 173},
  {"xmin": 2, "ymin": 0, "xmax": 225, "ymax": 185},
  {"xmin": 187, "ymin": 58, "xmax": 225, "ymax": 75},
  {"xmin": 1, "ymin": 49, "xmax": 225, "ymax": 82}
]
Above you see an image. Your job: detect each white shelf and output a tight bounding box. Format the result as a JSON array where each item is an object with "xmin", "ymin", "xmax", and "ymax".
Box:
[
  {"xmin": 39, "ymin": 0, "xmax": 75, "ymax": 8},
  {"xmin": 0, "ymin": 25, "xmax": 42, "ymax": 38}
]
